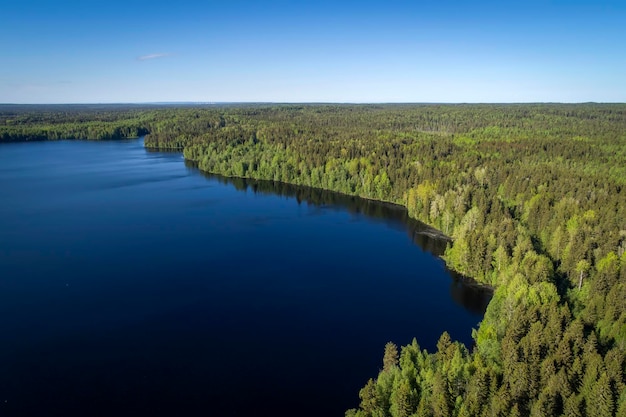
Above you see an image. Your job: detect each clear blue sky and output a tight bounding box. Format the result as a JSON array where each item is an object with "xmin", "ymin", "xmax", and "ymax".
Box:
[{"xmin": 1, "ymin": 0, "xmax": 625, "ymax": 103}]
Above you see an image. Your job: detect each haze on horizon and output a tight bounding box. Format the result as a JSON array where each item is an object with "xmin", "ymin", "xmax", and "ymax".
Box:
[{"xmin": 2, "ymin": 0, "xmax": 625, "ymax": 104}]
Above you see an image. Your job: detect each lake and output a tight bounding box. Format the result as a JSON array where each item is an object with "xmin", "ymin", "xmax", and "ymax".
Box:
[{"xmin": 0, "ymin": 139, "xmax": 491, "ymax": 416}]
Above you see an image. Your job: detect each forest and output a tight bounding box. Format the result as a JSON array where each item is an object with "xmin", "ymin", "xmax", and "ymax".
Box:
[{"xmin": 2, "ymin": 103, "xmax": 625, "ymax": 416}]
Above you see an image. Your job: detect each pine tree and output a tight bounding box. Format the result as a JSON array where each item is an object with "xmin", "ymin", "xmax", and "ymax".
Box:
[{"xmin": 384, "ymin": 342, "xmax": 400, "ymax": 372}]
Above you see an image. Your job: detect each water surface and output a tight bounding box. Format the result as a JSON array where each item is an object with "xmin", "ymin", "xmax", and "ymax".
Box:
[{"xmin": 0, "ymin": 139, "xmax": 490, "ymax": 416}]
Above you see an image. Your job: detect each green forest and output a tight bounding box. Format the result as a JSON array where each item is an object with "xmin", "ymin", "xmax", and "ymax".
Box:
[{"xmin": 2, "ymin": 103, "xmax": 625, "ymax": 416}]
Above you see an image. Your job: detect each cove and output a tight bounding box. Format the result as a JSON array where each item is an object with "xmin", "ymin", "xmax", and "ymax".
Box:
[{"xmin": 0, "ymin": 139, "xmax": 491, "ymax": 417}]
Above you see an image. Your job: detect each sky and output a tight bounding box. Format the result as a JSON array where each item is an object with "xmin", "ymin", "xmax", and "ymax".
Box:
[{"xmin": 1, "ymin": 0, "xmax": 625, "ymax": 103}]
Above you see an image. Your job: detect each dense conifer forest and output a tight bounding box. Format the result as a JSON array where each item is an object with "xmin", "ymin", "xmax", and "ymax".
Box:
[{"xmin": 2, "ymin": 103, "xmax": 625, "ymax": 416}]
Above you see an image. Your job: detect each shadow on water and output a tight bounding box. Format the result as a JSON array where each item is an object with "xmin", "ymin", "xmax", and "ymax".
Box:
[{"xmin": 184, "ymin": 159, "xmax": 493, "ymax": 316}]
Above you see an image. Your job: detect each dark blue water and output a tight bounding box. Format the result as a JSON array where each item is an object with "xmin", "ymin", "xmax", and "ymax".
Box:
[{"xmin": 0, "ymin": 139, "xmax": 490, "ymax": 417}]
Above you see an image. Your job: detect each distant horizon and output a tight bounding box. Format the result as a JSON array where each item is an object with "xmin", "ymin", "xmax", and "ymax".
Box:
[{"xmin": 2, "ymin": 100, "xmax": 626, "ymax": 106}]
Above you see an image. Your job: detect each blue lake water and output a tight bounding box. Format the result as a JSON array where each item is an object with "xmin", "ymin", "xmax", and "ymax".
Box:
[{"xmin": 0, "ymin": 139, "xmax": 490, "ymax": 416}]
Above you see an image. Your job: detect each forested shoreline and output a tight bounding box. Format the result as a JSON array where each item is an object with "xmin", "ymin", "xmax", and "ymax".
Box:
[{"xmin": 2, "ymin": 104, "xmax": 625, "ymax": 416}]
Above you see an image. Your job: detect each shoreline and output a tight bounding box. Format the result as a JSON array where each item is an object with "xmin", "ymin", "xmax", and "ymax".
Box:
[{"xmin": 167, "ymin": 148, "xmax": 494, "ymax": 295}]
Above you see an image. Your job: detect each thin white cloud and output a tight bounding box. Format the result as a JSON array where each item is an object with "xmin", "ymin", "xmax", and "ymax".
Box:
[{"xmin": 137, "ymin": 53, "xmax": 170, "ymax": 61}]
